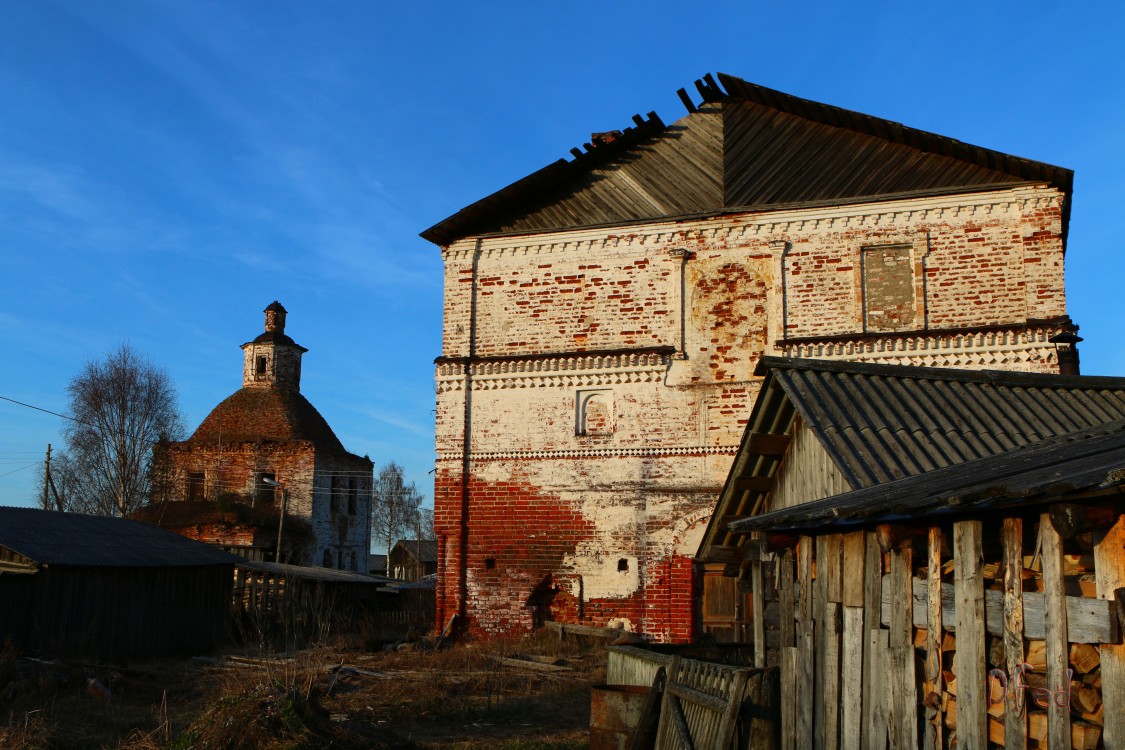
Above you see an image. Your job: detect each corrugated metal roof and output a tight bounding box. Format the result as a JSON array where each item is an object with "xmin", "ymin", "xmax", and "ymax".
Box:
[
  {"xmin": 0, "ymin": 506, "xmax": 240, "ymax": 568},
  {"xmin": 421, "ymin": 73, "xmax": 1072, "ymax": 246},
  {"xmin": 697, "ymin": 358, "xmax": 1125, "ymax": 561},
  {"xmin": 768, "ymin": 358, "xmax": 1125, "ymax": 488},
  {"xmin": 730, "ymin": 420, "xmax": 1125, "ymax": 534}
]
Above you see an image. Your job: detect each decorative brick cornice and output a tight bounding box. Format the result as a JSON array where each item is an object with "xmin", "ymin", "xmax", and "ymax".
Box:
[
  {"xmin": 435, "ymin": 445, "xmax": 739, "ymax": 462},
  {"xmin": 436, "ymin": 351, "xmax": 672, "ymax": 393},
  {"xmin": 781, "ymin": 324, "xmax": 1061, "ymax": 369},
  {"xmin": 440, "ymin": 184, "xmax": 1062, "ymax": 262}
]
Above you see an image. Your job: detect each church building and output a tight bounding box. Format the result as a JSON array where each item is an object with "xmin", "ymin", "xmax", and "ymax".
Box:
[
  {"xmin": 421, "ymin": 73, "xmax": 1078, "ymax": 641},
  {"xmin": 150, "ymin": 302, "xmax": 372, "ymax": 570}
]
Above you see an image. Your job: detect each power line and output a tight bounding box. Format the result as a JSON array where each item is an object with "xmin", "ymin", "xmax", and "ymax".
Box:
[
  {"xmin": 0, "ymin": 463, "xmax": 37, "ymax": 479},
  {"xmin": 0, "ymin": 395, "xmax": 94, "ymax": 427}
]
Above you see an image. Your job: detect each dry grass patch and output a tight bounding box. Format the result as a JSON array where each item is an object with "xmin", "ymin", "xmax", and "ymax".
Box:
[{"xmin": 0, "ymin": 629, "xmax": 605, "ymax": 749}]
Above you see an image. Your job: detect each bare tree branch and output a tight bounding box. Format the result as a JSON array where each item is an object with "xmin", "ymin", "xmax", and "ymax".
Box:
[{"xmin": 55, "ymin": 344, "xmax": 185, "ymax": 516}]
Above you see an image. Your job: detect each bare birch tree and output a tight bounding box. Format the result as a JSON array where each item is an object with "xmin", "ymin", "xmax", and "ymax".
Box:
[
  {"xmin": 56, "ymin": 344, "xmax": 185, "ymax": 516},
  {"xmin": 370, "ymin": 462, "xmax": 430, "ymax": 555}
]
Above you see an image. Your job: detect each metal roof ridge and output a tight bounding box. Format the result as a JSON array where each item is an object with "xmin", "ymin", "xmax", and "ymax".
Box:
[{"xmin": 755, "ymin": 356, "xmax": 1125, "ymax": 390}]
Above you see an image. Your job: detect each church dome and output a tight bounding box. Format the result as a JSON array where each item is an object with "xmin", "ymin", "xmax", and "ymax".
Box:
[{"xmin": 187, "ymin": 386, "xmax": 347, "ymax": 454}]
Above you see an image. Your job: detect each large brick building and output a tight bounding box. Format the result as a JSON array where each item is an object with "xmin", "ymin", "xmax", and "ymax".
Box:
[
  {"xmin": 421, "ymin": 74, "xmax": 1078, "ymax": 641},
  {"xmin": 153, "ymin": 302, "xmax": 372, "ymax": 569}
]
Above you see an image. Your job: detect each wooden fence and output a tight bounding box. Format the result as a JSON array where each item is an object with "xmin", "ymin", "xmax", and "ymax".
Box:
[
  {"xmin": 607, "ymin": 645, "xmax": 777, "ymax": 749},
  {"xmin": 765, "ymin": 511, "xmax": 1125, "ymax": 749}
]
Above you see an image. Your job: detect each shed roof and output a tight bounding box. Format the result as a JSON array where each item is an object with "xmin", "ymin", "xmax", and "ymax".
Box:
[
  {"xmin": 391, "ymin": 539, "xmax": 437, "ymax": 563},
  {"xmin": 422, "ymin": 73, "xmax": 1072, "ymax": 246},
  {"xmin": 730, "ymin": 419, "xmax": 1125, "ymax": 534},
  {"xmin": 698, "ymin": 358, "xmax": 1125, "ymax": 562},
  {"xmin": 237, "ymin": 559, "xmax": 399, "ymax": 587},
  {"xmin": 0, "ymin": 506, "xmax": 239, "ymax": 568}
]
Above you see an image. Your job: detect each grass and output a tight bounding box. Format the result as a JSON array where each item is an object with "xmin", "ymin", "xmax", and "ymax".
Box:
[{"xmin": 0, "ymin": 629, "xmax": 606, "ymax": 749}]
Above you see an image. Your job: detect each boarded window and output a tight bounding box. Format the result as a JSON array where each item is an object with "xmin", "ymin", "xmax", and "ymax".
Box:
[
  {"xmin": 863, "ymin": 245, "xmax": 916, "ymax": 332},
  {"xmin": 576, "ymin": 390, "xmax": 613, "ymax": 436},
  {"xmin": 187, "ymin": 472, "xmax": 205, "ymax": 501}
]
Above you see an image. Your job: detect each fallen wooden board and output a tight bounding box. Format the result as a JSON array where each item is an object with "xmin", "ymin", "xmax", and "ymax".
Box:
[
  {"xmin": 881, "ymin": 576, "xmax": 1116, "ymax": 643},
  {"xmin": 544, "ymin": 621, "xmax": 624, "ymax": 640},
  {"xmin": 490, "ymin": 656, "xmax": 572, "ymax": 673}
]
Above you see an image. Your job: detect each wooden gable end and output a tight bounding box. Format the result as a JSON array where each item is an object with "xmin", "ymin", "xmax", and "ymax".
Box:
[{"xmin": 767, "ymin": 418, "xmax": 855, "ymax": 513}]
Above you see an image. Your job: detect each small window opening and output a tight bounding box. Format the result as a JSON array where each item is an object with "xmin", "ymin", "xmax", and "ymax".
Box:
[
  {"xmin": 255, "ymin": 356, "xmax": 267, "ymax": 375},
  {"xmin": 187, "ymin": 472, "xmax": 205, "ymax": 501},
  {"xmin": 617, "ymin": 558, "xmax": 629, "ymax": 572},
  {"xmin": 254, "ymin": 472, "xmax": 275, "ymax": 506},
  {"xmin": 484, "ymin": 558, "xmax": 496, "ymax": 570}
]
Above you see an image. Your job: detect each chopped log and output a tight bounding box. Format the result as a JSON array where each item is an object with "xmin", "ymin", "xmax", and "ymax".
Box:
[
  {"xmin": 989, "ymin": 716, "xmax": 1006, "ymax": 745},
  {"xmin": 1028, "ymin": 713, "xmax": 1101, "ymax": 749},
  {"xmin": 1070, "ymin": 680, "xmax": 1101, "ymax": 714},
  {"xmin": 1069, "ymin": 643, "xmax": 1100, "ymax": 674},
  {"xmin": 1079, "ymin": 701, "xmax": 1103, "ymax": 728},
  {"xmin": 1026, "ymin": 640, "xmax": 1047, "ymax": 671}
]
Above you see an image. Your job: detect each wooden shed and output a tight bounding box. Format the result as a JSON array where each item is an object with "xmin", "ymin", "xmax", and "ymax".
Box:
[
  {"xmin": 697, "ymin": 357, "xmax": 1125, "ymax": 645},
  {"xmin": 0, "ymin": 506, "xmax": 237, "ymax": 659},
  {"xmin": 730, "ymin": 420, "xmax": 1125, "ymax": 749}
]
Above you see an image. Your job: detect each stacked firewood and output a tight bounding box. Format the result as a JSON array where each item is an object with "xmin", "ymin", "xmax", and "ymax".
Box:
[{"xmin": 910, "ymin": 547, "xmax": 1107, "ymax": 750}]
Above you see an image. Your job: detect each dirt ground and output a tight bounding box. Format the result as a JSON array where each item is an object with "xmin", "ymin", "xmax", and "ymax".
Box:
[{"xmin": 0, "ymin": 631, "xmax": 605, "ymax": 749}]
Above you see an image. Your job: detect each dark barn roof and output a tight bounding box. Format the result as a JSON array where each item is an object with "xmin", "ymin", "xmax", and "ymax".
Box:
[
  {"xmin": 731, "ymin": 419, "xmax": 1125, "ymax": 534},
  {"xmin": 422, "ymin": 73, "xmax": 1072, "ymax": 246},
  {"xmin": 699, "ymin": 358, "xmax": 1125, "ymax": 561},
  {"xmin": 391, "ymin": 539, "xmax": 438, "ymax": 563},
  {"xmin": 764, "ymin": 358, "xmax": 1125, "ymax": 488},
  {"xmin": 0, "ymin": 506, "xmax": 238, "ymax": 568}
]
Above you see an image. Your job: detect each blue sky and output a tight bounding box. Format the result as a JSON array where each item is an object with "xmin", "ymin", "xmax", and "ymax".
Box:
[{"xmin": 2, "ymin": 1, "xmax": 1124, "ymax": 511}]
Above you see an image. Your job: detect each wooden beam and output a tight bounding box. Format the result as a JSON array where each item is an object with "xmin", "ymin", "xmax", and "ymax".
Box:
[
  {"xmin": 1040, "ymin": 511, "xmax": 1071, "ymax": 750},
  {"xmin": 954, "ymin": 520, "xmax": 987, "ymax": 750},
  {"xmin": 1002, "ymin": 517, "xmax": 1027, "ymax": 750},
  {"xmin": 747, "ymin": 432, "xmax": 791, "ymax": 455},
  {"xmin": 924, "ymin": 527, "xmax": 944, "ymax": 750},
  {"xmin": 705, "ymin": 545, "xmax": 743, "ymax": 565},
  {"xmin": 733, "ymin": 476, "xmax": 775, "ymax": 493},
  {"xmin": 888, "ymin": 542, "xmax": 916, "ymax": 749},
  {"xmin": 880, "ymin": 574, "xmax": 1118, "ymax": 644},
  {"xmin": 1094, "ymin": 514, "xmax": 1125, "ymax": 749}
]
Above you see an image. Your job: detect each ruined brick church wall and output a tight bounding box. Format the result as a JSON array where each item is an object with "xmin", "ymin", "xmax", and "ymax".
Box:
[
  {"xmin": 159, "ymin": 442, "xmax": 370, "ymax": 569},
  {"xmin": 435, "ymin": 184, "xmax": 1069, "ymax": 640}
]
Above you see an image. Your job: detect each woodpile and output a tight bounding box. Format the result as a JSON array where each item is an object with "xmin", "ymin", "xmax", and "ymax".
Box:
[
  {"xmin": 930, "ymin": 629, "xmax": 1104, "ymax": 748},
  {"xmin": 907, "ymin": 522, "xmax": 1115, "ymax": 750}
]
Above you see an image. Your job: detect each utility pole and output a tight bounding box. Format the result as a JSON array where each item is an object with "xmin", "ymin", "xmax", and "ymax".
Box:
[{"xmin": 42, "ymin": 443, "xmax": 51, "ymax": 510}]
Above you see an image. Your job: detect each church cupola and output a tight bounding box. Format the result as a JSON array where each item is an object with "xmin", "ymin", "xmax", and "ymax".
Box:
[{"xmin": 241, "ymin": 301, "xmax": 308, "ymax": 390}]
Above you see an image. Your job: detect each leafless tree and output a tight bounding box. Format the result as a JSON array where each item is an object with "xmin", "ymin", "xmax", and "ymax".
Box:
[
  {"xmin": 370, "ymin": 461, "xmax": 431, "ymax": 555},
  {"xmin": 55, "ymin": 344, "xmax": 185, "ymax": 516}
]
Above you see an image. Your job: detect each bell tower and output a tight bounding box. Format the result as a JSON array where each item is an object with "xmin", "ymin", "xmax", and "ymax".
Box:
[{"xmin": 241, "ymin": 301, "xmax": 308, "ymax": 390}]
